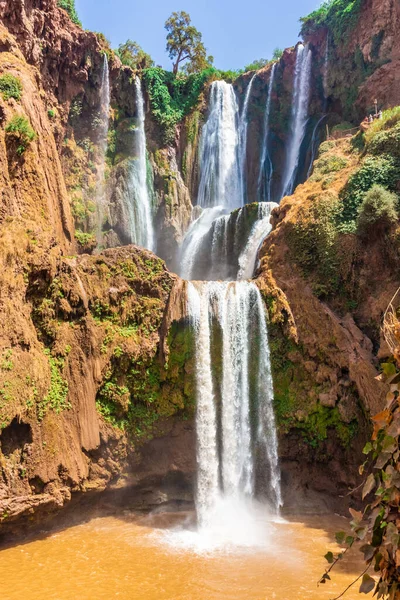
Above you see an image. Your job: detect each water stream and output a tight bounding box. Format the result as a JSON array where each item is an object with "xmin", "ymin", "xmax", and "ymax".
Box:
[
  {"xmin": 281, "ymin": 43, "xmax": 313, "ymax": 198},
  {"xmin": 257, "ymin": 62, "xmax": 277, "ymax": 203},
  {"xmin": 238, "ymin": 202, "xmax": 278, "ymax": 280},
  {"xmin": 95, "ymin": 54, "xmax": 110, "ymax": 245},
  {"xmin": 124, "ymin": 77, "xmax": 154, "ymax": 250}
]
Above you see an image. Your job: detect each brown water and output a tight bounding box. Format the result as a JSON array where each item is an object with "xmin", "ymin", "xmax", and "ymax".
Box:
[{"xmin": 0, "ymin": 511, "xmax": 372, "ymax": 600}]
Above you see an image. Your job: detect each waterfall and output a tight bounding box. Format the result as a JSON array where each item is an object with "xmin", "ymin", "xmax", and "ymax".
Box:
[
  {"xmin": 323, "ymin": 36, "xmax": 329, "ymax": 100},
  {"xmin": 307, "ymin": 114, "xmax": 327, "ymax": 178},
  {"xmin": 180, "ymin": 206, "xmax": 227, "ymax": 280},
  {"xmin": 95, "ymin": 54, "xmax": 110, "ymax": 245},
  {"xmin": 238, "ymin": 202, "xmax": 278, "ymax": 280},
  {"xmin": 188, "ymin": 281, "xmax": 282, "ymax": 530},
  {"xmin": 281, "ymin": 43, "xmax": 312, "ymax": 198},
  {"xmin": 124, "ymin": 77, "xmax": 154, "ymax": 250},
  {"xmin": 197, "ymin": 81, "xmax": 242, "ymax": 210},
  {"xmin": 238, "ymin": 74, "xmax": 256, "ymax": 203},
  {"xmin": 257, "ymin": 63, "xmax": 277, "ymax": 203}
]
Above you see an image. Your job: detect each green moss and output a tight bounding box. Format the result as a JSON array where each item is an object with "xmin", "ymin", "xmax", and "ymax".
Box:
[
  {"xmin": 0, "ymin": 74, "xmax": 22, "ymax": 101},
  {"xmin": 5, "ymin": 115, "xmax": 36, "ymax": 155},
  {"xmin": 37, "ymin": 350, "xmax": 70, "ymax": 421}
]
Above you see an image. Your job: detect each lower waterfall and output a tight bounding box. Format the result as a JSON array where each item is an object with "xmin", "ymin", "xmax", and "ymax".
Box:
[{"xmin": 187, "ymin": 281, "xmax": 282, "ymax": 536}]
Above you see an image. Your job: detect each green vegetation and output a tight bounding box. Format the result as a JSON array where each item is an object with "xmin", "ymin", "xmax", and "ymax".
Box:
[
  {"xmin": 357, "ymin": 185, "xmax": 399, "ymax": 237},
  {"xmin": 75, "ymin": 230, "xmax": 96, "ymax": 248},
  {"xmin": 57, "ymin": 0, "xmax": 81, "ymax": 26},
  {"xmin": 165, "ymin": 11, "xmax": 213, "ymax": 74},
  {"xmin": 365, "ymin": 106, "xmax": 400, "ymax": 144},
  {"xmin": 116, "ymin": 40, "xmax": 154, "ymax": 70},
  {"xmin": 339, "ymin": 155, "xmax": 400, "ymax": 226},
  {"xmin": 5, "ymin": 115, "xmax": 36, "ymax": 155},
  {"xmin": 286, "ymin": 192, "xmax": 341, "ymax": 296},
  {"xmin": 47, "ymin": 109, "xmax": 56, "ymax": 119},
  {"xmin": 37, "ymin": 350, "xmax": 70, "ymax": 421},
  {"xmin": 300, "ymin": 0, "xmax": 362, "ymax": 44},
  {"xmin": 143, "ymin": 67, "xmax": 214, "ymax": 143},
  {"xmin": 0, "ymin": 74, "xmax": 22, "ymax": 101},
  {"xmin": 244, "ymin": 58, "xmax": 269, "ymax": 72}
]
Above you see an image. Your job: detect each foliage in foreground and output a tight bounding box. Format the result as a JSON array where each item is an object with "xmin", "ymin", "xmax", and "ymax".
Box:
[
  {"xmin": 57, "ymin": 0, "xmax": 81, "ymax": 26},
  {"xmin": 5, "ymin": 115, "xmax": 36, "ymax": 155}
]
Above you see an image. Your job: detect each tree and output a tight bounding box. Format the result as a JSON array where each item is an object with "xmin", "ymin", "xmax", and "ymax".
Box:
[
  {"xmin": 244, "ymin": 58, "xmax": 269, "ymax": 72},
  {"xmin": 57, "ymin": 0, "xmax": 81, "ymax": 26},
  {"xmin": 272, "ymin": 47, "xmax": 283, "ymax": 60},
  {"xmin": 357, "ymin": 184, "xmax": 398, "ymax": 237},
  {"xmin": 165, "ymin": 11, "xmax": 213, "ymax": 75},
  {"xmin": 116, "ymin": 40, "xmax": 154, "ymax": 71}
]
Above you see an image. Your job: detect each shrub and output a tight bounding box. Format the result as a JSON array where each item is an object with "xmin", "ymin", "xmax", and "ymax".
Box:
[
  {"xmin": 318, "ymin": 140, "xmax": 336, "ymax": 155},
  {"xmin": 286, "ymin": 191, "xmax": 341, "ymax": 295},
  {"xmin": 5, "ymin": 115, "xmax": 36, "ymax": 155},
  {"xmin": 367, "ymin": 122, "xmax": 400, "ymax": 158},
  {"xmin": 244, "ymin": 58, "xmax": 269, "ymax": 72},
  {"xmin": 48, "ymin": 109, "xmax": 56, "ymax": 119},
  {"xmin": 311, "ymin": 154, "xmax": 348, "ymax": 179},
  {"xmin": 57, "ymin": 0, "xmax": 81, "ymax": 26},
  {"xmin": 357, "ymin": 185, "xmax": 398, "ymax": 237},
  {"xmin": 365, "ymin": 106, "xmax": 400, "ymax": 144},
  {"xmin": 143, "ymin": 67, "xmax": 215, "ymax": 144},
  {"xmin": 0, "ymin": 74, "xmax": 23, "ymax": 101},
  {"xmin": 300, "ymin": 0, "xmax": 362, "ymax": 44},
  {"xmin": 339, "ymin": 155, "xmax": 400, "ymax": 224},
  {"xmin": 116, "ymin": 40, "xmax": 154, "ymax": 70}
]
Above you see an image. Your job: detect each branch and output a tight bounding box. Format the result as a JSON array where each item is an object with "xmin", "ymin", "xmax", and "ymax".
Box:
[{"xmin": 330, "ymin": 565, "xmax": 371, "ymax": 600}]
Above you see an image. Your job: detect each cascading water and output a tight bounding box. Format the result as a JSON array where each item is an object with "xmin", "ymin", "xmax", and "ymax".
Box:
[
  {"xmin": 187, "ymin": 281, "xmax": 282, "ymax": 537},
  {"xmin": 257, "ymin": 63, "xmax": 277, "ymax": 203},
  {"xmin": 95, "ymin": 54, "xmax": 110, "ymax": 245},
  {"xmin": 281, "ymin": 43, "xmax": 312, "ymax": 198},
  {"xmin": 124, "ymin": 77, "xmax": 154, "ymax": 250},
  {"xmin": 237, "ymin": 202, "xmax": 278, "ymax": 280},
  {"xmin": 197, "ymin": 81, "xmax": 242, "ymax": 210},
  {"xmin": 307, "ymin": 114, "xmax": 327, "ymax": 178},
  {"xmin": 238, "ymin": 74, "xmax": 256, "ymax": 203}
]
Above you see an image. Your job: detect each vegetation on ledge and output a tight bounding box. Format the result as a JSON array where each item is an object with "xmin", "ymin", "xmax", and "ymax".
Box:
[{"xmin": 300, "ymin": 0, "xmax": 362, "ymax": 44}]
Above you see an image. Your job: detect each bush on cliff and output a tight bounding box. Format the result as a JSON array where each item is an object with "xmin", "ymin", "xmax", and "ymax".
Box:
[
  {"xmin": 143, "ymin": 67, "xmax": 214, "ymax": 144},
  {"xmin": 57, "ymin": 0, "xmax": 81, "ymax": 27},
  {"xmin": 339, "ymin": 155, "xmax": 400, "ymax": 225},
  {"xmin": 5, "ymin": 115, "xmax": 36, "ymax": 156},
  {"xmin": 0, "ymin": 74, "xmax": 23, "ymax": 102},
  {"xmin": 300, "ymin": 0, "xmax": 362, "ymax": 44},
  {"xmin": 357, "ymin": 185, "xmax": 399, "ymax": 238}
]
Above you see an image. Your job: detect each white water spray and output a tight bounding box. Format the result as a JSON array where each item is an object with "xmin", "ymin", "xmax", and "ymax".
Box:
[
  {"xmin": 257, "ymin": 63, "xmax": 277, "ymax": 203},
  {"xmin": 188, "ymin": 281, "xmax": 282, "ymax": 532},
  {"xmin": 281, "ymin": 44, "xmax": 312, "ymax": 198},
  {"xmin": 197, "ymin": 81, "xmax": 242, "ymax": 210},
  {"xmin": 238, "ymin": 202, "xmax": 278, "ymax": 280},
  {"xmin": 124, "ymin": 77, "xmax": 154, "ymax": 250}
]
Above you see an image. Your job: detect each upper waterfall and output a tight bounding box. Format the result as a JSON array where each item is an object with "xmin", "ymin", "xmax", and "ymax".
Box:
[
  {"xmin": 197, "ymin": 81, "xmax": 242, "ymax": 210},
  {"xmin": 95, "ymin": 54, "xmax": 110, "ymax": 246},
  {"xmin": 124, "ymin": 77, "xmax": 154, "ymax": 250},
  {"xmin": 281, "ymin": 43, "xmax": 312, "ymax": 199},
  {"xmin": 257, "ymin": 63, "xmax": 277, "ymax": 204}
]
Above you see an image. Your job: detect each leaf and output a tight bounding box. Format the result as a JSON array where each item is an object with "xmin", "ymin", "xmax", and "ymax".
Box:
[
  {"xmin": 385, "ymin": 522, "xmax": 400, "ymax": 547},
  {"xmin": 372, "ymin": 409, "xmax": 392, "ymax": 440},
  {"xmin": 363, "ymin": 442, "xmax": 373, "ymax": 455},
  {"xmin": 374, "ymin": 452, "xmax": 391, "ymax": 469},
  {"xmin": 359, "ymin": 574, "xmax": 376, "ymax": 594},
  {"xmin": 335, "ymin": 531, "xmax": 346, "ymax": 545},
  {"xmin": 324, "ymin": 551, "xmax": 334, "ymax": 563},
  {"xmin": 360, "ymin": 543, "xmax": 376, "ymax": 561},
  {"xmin": 382, "ymin": 363, "xmax": 397, "ymax": 377},
  {"xmin": 363, "ymin": 473, "xmax": 376, "ymax": 499},
  {"xmin": 349, "ymin": 508, "xmax": 363, "ymax": 523}
]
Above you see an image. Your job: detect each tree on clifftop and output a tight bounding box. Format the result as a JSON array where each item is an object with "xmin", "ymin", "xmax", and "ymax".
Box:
[
  {"xmin": 116, "ymin": 40, "xmax": 154, "ymax": 71},
  {"xmin": 165, "ymin": 11, "xmax": 214, "ymax": 75}
]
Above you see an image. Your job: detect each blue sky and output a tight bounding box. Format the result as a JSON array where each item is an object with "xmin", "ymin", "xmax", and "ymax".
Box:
[{"xmin": 75, "ymin": 0, "xmax": 320, "ymax": 71}]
